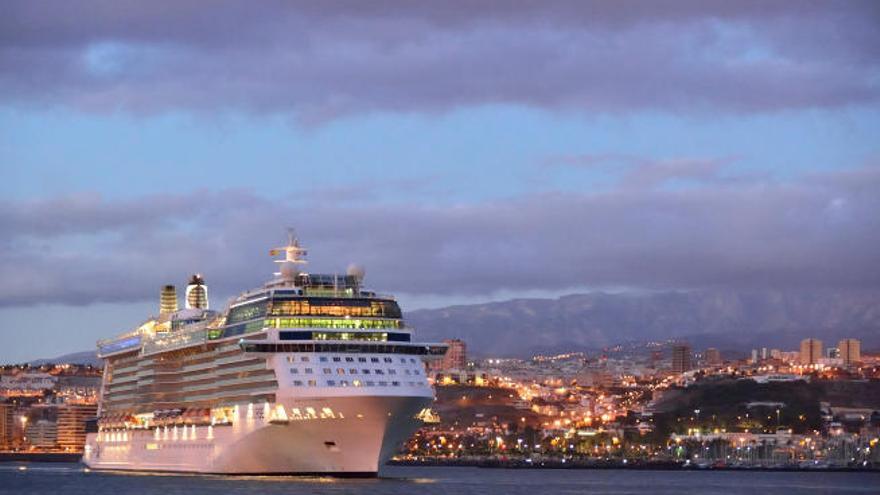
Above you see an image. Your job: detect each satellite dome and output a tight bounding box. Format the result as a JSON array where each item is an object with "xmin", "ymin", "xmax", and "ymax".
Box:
[{"xmin": 346, "ymin": 263, "xmax": 365, "ymax": 281}]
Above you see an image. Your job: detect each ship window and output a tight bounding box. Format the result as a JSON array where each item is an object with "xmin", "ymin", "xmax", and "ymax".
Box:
[
  {"xmin": 293, "ymin": 380, "xmax": 303, "ymax": 386},
  {"xmin": 319, "ymin": 357, "xmax": 328, "ymax": 362},
  {"xmin": 336, "ymin": 368, "xmax": 345, "ymax": 375},
  {"xmin": 413, "ymin": 370, "xmax": 420, "ymax": 375},
  {"xmin": 327, "ymin": 380, "xmax": 336, "ymax": 386},
  {"xmin": 400, "ymin": 358, "xmax": 406, "ymax": 363},
  {"xmin": 308, "ymin": 380, "xmax": 316, "ymax": 386},
  {"xmin": 362, "ymin": 369, "xmax": 370, "ymax": 375},
  {"xmin": 268, "ymin": 298, "xmax": 402, "ymax": 319},
  {"xmin": 301, "ymin": 356, "xmax": 310, "ymax": 362},
  {"xmin": 358, "ymin": 357, "xmax": 367, "ymax": 363},
  {"xmin": 378, "ymin": 381, "xmax": 388, "ymax": 386},
  {"xmin": 227, "ymin": 300, "xmax": 268, "ymax": 324},
  {"xmin": 349, "ymin": 368, "xmax": 357, "ymax": 374},
  {"xmin": 375, "ymin": 369, "xmax": 384, "ymax": 375},
  {"xmin": 353, "ymin": 380, "xmax": 362, "ymax": 387},
  {"xmin": 272, "ymin": 317, "xmax": 401, "ymax": 330},
  {"xmin": 410, "ymin": 358, "xmax": 416, "ymax": 363},
  {"xmin": 366, "ymin": 381, "xmax": 375, "ymax": 386},
  {"xmin": 290, "ymin": 368, "xmax": 298, "ymax": 374},
  {"xmin": 384, "ymin": 357, "xmax": 393, "ymax": 363},
  {"xmin": 405, "ymin": 370, "xmax": 411, "ymax": 375},
  {"xmin": 392, "ymin": 381, "xmax": 400, "ymax": 386},
  {"xmin": 332, "ymin": 357, "xmax": 341, "ymax": 362},
  {"xmin": 388, "ymin": 369, "xmax": 396, "ymax": 375},
  {"xmin": 323, "ymin": 368, "xmax": 331, "ymax": 374},
  {"xmin": 305, "ymin": 368, "xmax": 313, "ymax": 374},
  {"xmin": 371, "ymin": 357, "xmax": 379, "ymax": 363},
  {"xmin": 240, "ymin": 342, "xmax": 447, "ymax": 356},
  {"xmin": 340, "ymin": 380, "xmax": 349, "ymax": 386},
  {"xmin": 286, "ymin": 356, "xmax": 293, "ymax": 363},
  {"xmin": 345, "ymin": 357, "xmax": 354, "ymax": 362}
]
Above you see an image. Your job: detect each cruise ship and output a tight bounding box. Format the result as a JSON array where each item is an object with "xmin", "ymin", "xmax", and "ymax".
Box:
[{"xmin": 83, "ymin": 234, "xmax": 447, "ymax": 475}]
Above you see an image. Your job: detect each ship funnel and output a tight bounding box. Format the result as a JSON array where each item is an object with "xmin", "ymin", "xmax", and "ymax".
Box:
[
  {"xmin": 185, "ymin": 274, "xmax": 209, "ymax": 310},
  {"xmin": 159, "ymin": 285, "xmax": 178, "ymax": 315}
]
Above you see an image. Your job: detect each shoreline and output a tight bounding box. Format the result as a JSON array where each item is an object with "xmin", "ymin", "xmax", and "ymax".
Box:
[
  {"xmin": 0, "ymin": 452, "xmax": 83, "ymax": 463},
  {"xmin": 388, "ymin": 458, "xmax": 880, "ymax": 473},
  {"xmin": 2, "ymin": 455, "xmax": 876, "ymax": 473}
]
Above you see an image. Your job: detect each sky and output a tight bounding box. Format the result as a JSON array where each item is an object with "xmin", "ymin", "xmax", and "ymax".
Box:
[{"xmin": 1, "ymin": 1, "xmax": 879, "ymax": 362}]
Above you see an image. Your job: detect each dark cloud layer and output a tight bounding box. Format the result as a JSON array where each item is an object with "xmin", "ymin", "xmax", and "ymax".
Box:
[
  {"xmin": 2, "ymin": 165, "xmax": 878, "ymax": 308},
  {"xmin": 2, "ymin": 1, "xmax": 878, "ymax": 121}
]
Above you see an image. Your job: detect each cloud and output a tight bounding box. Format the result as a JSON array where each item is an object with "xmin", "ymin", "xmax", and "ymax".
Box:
[
  {"xmin": 544, "ymin": 154, "xmax": 755, "ymax": 189},
  {"xmin": 1, "ymin": 165, "xmax": 878, "ymax": 308},
  {"xmin": 1, "ymin": 1, "xmax": 878, "ymax": 121}
]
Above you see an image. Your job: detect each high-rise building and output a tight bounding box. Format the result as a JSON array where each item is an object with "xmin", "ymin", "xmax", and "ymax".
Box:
[
  {"xmin": 705, "ymin": 348, "xmax": 722, "ymax": 366},
  {"xmin": 671, "ymin": 343, "xmax": 692, "ymax": 373},
  {"xmin": 56, "ymin": 404, "xmax": 98, "ymax": 452},
  {"xmin": 159, "ymin": 285, "xmax": 178, "ymax": 315},
  {"xmin": 430, "ymin": 339, "xmax": 467, "ymax": 371},
  {"xmin": 185, "ymin": 274, "xmax": 209, "ymax": 309},
  {"xmin": 25, "ymin": 419, "xmax": 57, "ymax": 449},
  {"xmin": 0, "ymin": 403, "xmax": 14, "ymax": 449},
  {"xmin": 800, "ymin": 338, "xmax": 823, "ymax": 365},
  {"xmin": 838, "ymin": 339, "xmax": 861, "ymax": 366}
]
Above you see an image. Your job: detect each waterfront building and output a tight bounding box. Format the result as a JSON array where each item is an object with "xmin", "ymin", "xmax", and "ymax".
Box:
[
  {"xmin": 434, "ymin": 369, "xmax": 492, "ymax": 386},
  {"xmin": 430, "ymin": 339, "xmax": 467, "ymax": 371},
  {"xmin": 671, "ymin": 344, "xmax": 692, "ymax": 373},
  {"xmin": 0, "ymin": 371, "xmax": 57, "ymax": 391},
  {"xmin": 0, "ymin": 403, "xmax": 13, "ymax": 449},
  {"xmin": 838, "ymin": 339, "xmax": 861, "ymax": 367},
  {"xmin": 57, "ymin": 404, "xmax": 98, "ymax": 452},
  {"xmin": 25, "ymin": 419, "xmax": 57, "ymax": 449},
  {"xmin": 799, "ymin": 338, "xmax": 823, "ymax": 365},
  {"xmin": 704, "ymin": 348, "xmax": 722, "ymax": 366}
]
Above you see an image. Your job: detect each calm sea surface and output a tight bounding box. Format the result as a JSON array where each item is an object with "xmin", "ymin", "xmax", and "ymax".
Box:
[{"xmin": 2, "ymin": 463, "xmax": 878, "ymax": 495}]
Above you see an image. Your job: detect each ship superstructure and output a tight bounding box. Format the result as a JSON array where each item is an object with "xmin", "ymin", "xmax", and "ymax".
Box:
[{"xmin": 83, "ymin": 233, "xmax": 446, "ymax": 475}]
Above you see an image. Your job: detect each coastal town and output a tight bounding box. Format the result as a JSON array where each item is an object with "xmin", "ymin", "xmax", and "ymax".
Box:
[
  {"xmin": 3, "ymin": 337, "xmax": 878, "ymax": 470},
  {"xmin": 406, "ymin": 338, "xmax": 880, "ymax": 469}
]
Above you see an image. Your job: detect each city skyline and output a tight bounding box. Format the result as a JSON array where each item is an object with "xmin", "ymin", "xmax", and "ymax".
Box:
[{"xmin": 2, "ymin": 1, "xmax": 879, "ymax": 363}]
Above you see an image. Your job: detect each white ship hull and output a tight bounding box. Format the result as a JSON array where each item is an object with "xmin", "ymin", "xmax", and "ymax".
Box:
[
  {"xmin": 83, "ymin": 395, "xmax": 430, "ymax": 475},
  {"xmin": 86, "ymin": 236, "xmax": 448, "ymax": 476}
]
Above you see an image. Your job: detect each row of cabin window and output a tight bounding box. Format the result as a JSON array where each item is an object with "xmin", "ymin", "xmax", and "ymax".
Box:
[
  {"xmin": 289, "ymin": 367, "xmax": 421, "ymax": 376},
  {"xmin": 291, "ymin": 379, "xmax": 426, "ymax": 387},
  {"xmin": 285, "ymin": 355, "xmax": 418, "ymax": 365}
]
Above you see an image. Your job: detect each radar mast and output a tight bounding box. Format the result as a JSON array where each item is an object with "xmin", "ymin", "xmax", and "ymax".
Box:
[{"xmin": 270, "ymin": 228, "xmax": 307, "ymax": 280}]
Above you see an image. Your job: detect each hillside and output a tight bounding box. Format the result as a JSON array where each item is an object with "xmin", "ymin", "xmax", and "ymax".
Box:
[
  {"xmin": 27, "ymin": 289, "xmax": 880, "ymax": 364},
  {"xmin": 406, "ymin": 290, "xmax": 880, "ymax": 357}
]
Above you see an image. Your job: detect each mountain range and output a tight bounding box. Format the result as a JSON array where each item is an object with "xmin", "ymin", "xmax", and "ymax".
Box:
[
  {"xmin": 405, "ymin": 290, "xmax": 880, "ymax": 357},
  {"xmin": 32, "ymin": 290, "xmax": 880, "ymax": 364}
]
